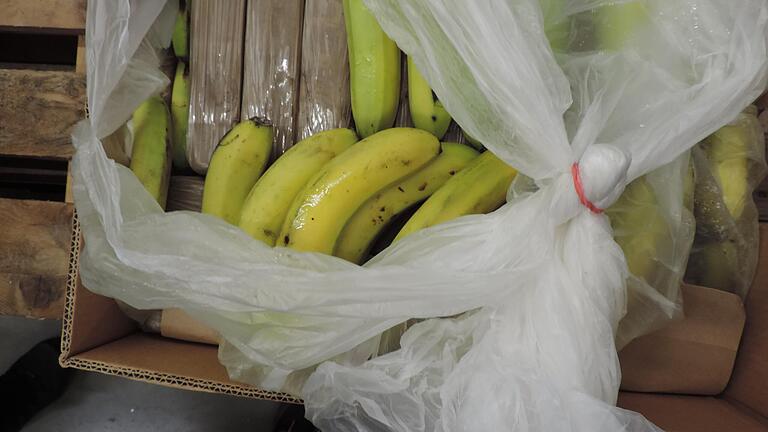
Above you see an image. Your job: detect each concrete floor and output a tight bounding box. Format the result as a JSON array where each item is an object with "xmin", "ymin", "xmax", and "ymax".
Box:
[{"xmin": 1, "ymin": 316, "xmax": 283, "ymax": 432}]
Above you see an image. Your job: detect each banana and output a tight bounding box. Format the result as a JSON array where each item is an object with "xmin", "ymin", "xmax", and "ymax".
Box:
[
  {"xmin": 279, "ymin": 128, "xmax": 440, "ymax": 254},
  {"xmin": 597, "ymin": 1, "xmax": 649, "ymax": 51},
  {"xmin": 540, "ymin": 0, "xmax": 570, "ymax": 52},
  {"xmin": 239, "ymin": 128, "xmax": 358, "ymax": 246},
  {"xmin": 130, "ymin": 96, "xmax": 173, "ymax": 209},
  {"xmin": 171, "ymin": 61, "xmax": 190, "ymax": 171},
  {"xmin": 335, "ymin": 142, "xmax": 479, "ymax": 263},
  {"xmin": 407, "ymin": 57, "xmax": 451, "ymax": 139},
  {"xmin": 395, "ymin": 151, "xmax": 517, "ymax": 241},
  {"xmin": 687, "ymin": 240, "xmax": 740, "ymax": 292},
  {"xmin": 701, "ymin": 116, "xmax": 752, "ymax": 220},
  {"xmin": 202, "ymin": 119, "xmax": 273, "ymax": 225},
  {"xmin": 607, "ymin": 176, "xmax": 668, "ymax": 279},
  {"xmin": 343, "ymin": 0, "xmax": 401, "ymax": 138},
  {"xmin": 172, "ymin": 0, "xmax": 190, "ymax": 59}
]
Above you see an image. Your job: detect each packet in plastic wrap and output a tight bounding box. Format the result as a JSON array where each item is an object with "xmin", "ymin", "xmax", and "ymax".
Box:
[
  {"xmin": 686, "ymin": 110, "xmax": 767, "ymax": 297},
  {"xmin": 394, "ymin": 53, "xmax": 412, "ymax": 128},
  {"xmin": 166, "ymin": 175, "xmax": 205, "ymax": 212},
  {"xmin": 297, "ymin": 0, "xmax": 352, "ymax": 140},
  {"xmin": 241, "ymin": 0, "xmax": 305, "ymax": 157},
  {"xmin": 187, "ymin": 0, "xmax": 246, "ymax": 174}
]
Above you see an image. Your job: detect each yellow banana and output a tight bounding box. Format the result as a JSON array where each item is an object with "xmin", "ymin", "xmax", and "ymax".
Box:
[
  {"xmin": 395, "ymin": 151, "xmax": 517, "ymax": 241},
  {"xmin": 343, "ymin": 0, "xmax": 400, "ymax": 138},
  {"xmin": 407, "ymin": 57, "xmax": 451, "ymax": 139},
  {"xmin": 171, "ymin": 61, "xmax": 190, "ymax": 170},
  {"xmin": 279, "ymin": 128, "xmax": 440, "ymax": 254},
  {"xmin": 239, "ymin": 128, "xmax": 358, "ymax": 246},
  {"xmin": 701, "ymin": 116, "xmax": 752, "ymax": 220},
  {"xmin": 335, "ymin": 142, "xmax": 479, "ymax": 263},
  {"xmin": 202, "ymin": 119, "xmax": 273, "ymax": 225},
  {"xmin": 130, "ymin": 96, "xmax": 172, "ymax": 209},
  {"xmin": 172, "ymin": 0, "xmax": 189, "ymax": 59},
  {"xmin": 607, "ymin": 177, "xmax": 668, "ymax": 279}
]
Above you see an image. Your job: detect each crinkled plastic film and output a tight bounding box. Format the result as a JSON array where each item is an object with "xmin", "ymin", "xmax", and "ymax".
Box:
[
  {"xmin": 686, "ymin": 110, "xmax": 767, "ymax": 298},
  {"xmin": 241, "ymin": 0, "xmax": 304, "ymax": 156},
  {"xmin": 297, "ymin": 0, "xmax": 352, "ymax": 141},
  {"xmin": 73, "ymin": 0, "xmax": 768, "ymax": 430},
  {"xmin": 187, "ymin": 0, "xmax": 246, "ymax": 174},
  {"xmin": 394, "ymin": 53, "xmax": 412, "ymax": 128},
  {"xmin": 166, "ymin": 175, "xmax": 205, "ymax": 212}
]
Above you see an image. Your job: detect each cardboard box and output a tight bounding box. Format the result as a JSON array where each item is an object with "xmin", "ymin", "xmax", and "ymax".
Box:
[
  {"xmin": 58, "ymin": 214, "xmax": 300, "ymax": 404},
  {"xmin": 59, "ymin": 212, "xmax": 768, "ymax": 430}
]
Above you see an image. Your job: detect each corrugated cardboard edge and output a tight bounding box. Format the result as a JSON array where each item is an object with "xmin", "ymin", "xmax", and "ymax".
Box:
[{"xmin": 59, "ymin": 210, "xmax": 302, "ymax": 404}]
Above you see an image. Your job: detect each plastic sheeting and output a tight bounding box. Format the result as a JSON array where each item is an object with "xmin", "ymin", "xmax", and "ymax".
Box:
[{"xmin": 73, "ymin": 0, "xmax": 768, "ymax": 430}]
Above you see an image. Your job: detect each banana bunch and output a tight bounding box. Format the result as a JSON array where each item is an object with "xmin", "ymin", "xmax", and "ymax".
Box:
[
  {"xmin": 279, "ymin": 128, "xmax": 440, "ymax": 254},
  {"xmin": 239, "ymin": 129, "xmax": 359, "ymax": 246},
  {"xmin": 343, "ymin": 0, "xmax": 400, "ymax": 138},
  {"xmin": 686, "ymin": 109, "xmax": 763, "ymax": 293},
  {"xmin": 336, "ymin": 142, "xmax": 479, "ymax": 263},
  {"xmin": 606, "ymin": 176, "xmax": 670, "ymax": 281},
  {"xmin": 198, "ymin": 122, "xmax": 517, "ymax": 265},
  {"xmin": 130, "ymin": 96, "xmax": 173, "ymax": 209},
  {"xmin": 396, "ymin": 151, "xmax": 517, "ymax": 241}
]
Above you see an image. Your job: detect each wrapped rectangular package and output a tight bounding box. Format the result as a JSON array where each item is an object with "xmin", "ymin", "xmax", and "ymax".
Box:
[
  {"xmin": 241, "ymin": 0, "xmax": 305, "ymax": 157},
  {"xmin": 187, "ymin": 0, "xmax": 246, "ymax": 174},
  {"xmin": 297, "ymin": 0, "xmax": 352, "ymax": 140}
]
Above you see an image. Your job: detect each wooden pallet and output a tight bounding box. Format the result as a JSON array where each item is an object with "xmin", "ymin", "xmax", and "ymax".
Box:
[{"xmin": 0, "ymin": 0, "xmax": 86, "ymax": 319}]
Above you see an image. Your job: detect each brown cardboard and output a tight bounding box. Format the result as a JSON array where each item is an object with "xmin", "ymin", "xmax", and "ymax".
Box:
[
  {"xmin": 160, "ymin": 308, "xmax": 220, "ymax": 345},
  {"xmin": 59, "ymin": 214, "xmax": 300, "ymax": 403},
  {"xmin": 725, "ymin": 223, "xmax": 768, "ymax": 417},
  {"xmin": 618, "ymin": 392, "xmax": 768, "ymax": 432},
  {"xmin": 619, "ymin": 284, "xmax": 745, "ymax": 395}
]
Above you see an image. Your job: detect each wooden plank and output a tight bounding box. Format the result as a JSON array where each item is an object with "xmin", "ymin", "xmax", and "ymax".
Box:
[
  {"xmin": 0, "ymin": 198, "xmax": 73, "ymax": 318},
  {"xmin": 76, "ymin": 34, "xmax": 86, "ymax": 74},
  {"xmin": 0, "ymin": 0, "xmax": 86, "ymax": 33},
  {"xmin": 0, "ymin": 68, "xmax": 86, "ymax": 159}
]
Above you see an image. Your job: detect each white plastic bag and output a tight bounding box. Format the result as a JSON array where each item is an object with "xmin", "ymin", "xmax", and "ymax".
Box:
[{"xmin": 73, "ymin": 0, "xmax": 768, "ymax": 430}]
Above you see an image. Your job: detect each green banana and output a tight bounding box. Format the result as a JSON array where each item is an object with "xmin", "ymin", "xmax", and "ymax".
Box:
[
  {"xmin": 395, "ymin": 151, "xmax": 517, "ymax": 241},
  {"xmin": 687, "ymin": 240, "xmax": 741, "ymax": 292},
  {"xmin": 172, "ymin": 0, "xmax": 190, "ymax": 59},
  {"xmin": 202, "ymin": 119, "xmax": 273, "ymax": 225},
  {"xmin": 239, "ymin": 128, "xmax": 358, "ymax": 246},
  {"xmin": 407, "ymin": 57, "xmax": 451, "ymax": 139},
  {"xmin": 335, "ymin": 142, "xmax": 479, "ymax": 263},
  {"xmin": 130, "ymin": 96, "xmax": 172, "ymax": 209},
  {"xmin": 279, "ymin": 128, "xmax": 440, "ymax": 254},
  {"xmin": 607, "ymin": 177, "xmax": 668, "ymax": 279},
  {"xmin": 171, "ymin": 61, "xmax": 190, "ymax": 170},
  {"xmin": 343, "ymin": 0, "xmax": 401, "ymax": 138},
  {"xmin": 597, "ymin": 1, "xmax": 649, "ymax": 51},
  {"xmin": 540, "ymin": 0, "xmax": 570, "ymax": 52}
]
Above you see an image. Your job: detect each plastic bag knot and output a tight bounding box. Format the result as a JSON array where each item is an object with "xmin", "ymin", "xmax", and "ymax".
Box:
[{"xmin": 573, "ymin": 145, "xmax": 630, "ymax": 213}]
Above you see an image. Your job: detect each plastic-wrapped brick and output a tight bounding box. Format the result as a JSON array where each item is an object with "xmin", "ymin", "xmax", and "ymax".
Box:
[{"xmin": 187, "ymin": 0, "xmax": 246, "ymax": 174}]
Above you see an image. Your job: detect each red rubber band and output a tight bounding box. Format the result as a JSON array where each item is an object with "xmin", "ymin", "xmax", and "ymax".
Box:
[{"xmin": 571, "ymin": 163, "xmax": 604, "ymax": 214}]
